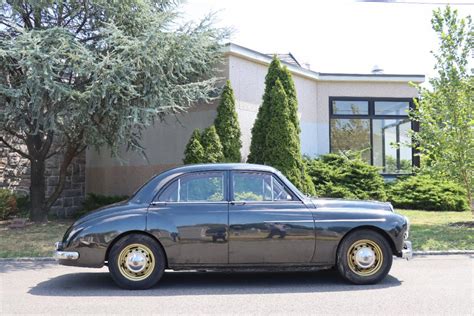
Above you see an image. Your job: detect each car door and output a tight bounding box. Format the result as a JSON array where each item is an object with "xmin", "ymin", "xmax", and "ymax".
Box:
[
  {"xmin": 228, "ymin": 171, "xmax": 315, "ymax": 264},
  {"xmin": 147, "ymin": 171, "xmax": 229, "ymax": 265}
]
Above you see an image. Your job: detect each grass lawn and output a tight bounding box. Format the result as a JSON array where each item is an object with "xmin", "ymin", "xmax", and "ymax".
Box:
[
  {"xmin": 397, "ymin": 210, "xmax": 474, "ymax": 251},
  {"xmin": 0, "ymin": 210, "xmax": 472, "ymax": 258},
  {"xmin": 0, "ymin": 220, "xmax": 74, "ymax": 258}
]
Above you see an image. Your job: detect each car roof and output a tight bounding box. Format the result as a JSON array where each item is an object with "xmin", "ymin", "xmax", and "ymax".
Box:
[{"xmin": 162, "ymin": 163, "xmax": 278, "ymax": 175}]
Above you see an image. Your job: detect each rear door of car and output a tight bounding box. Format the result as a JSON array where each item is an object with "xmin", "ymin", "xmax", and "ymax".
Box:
[
  {"xmin": 228, "ymin": 171, "xmax": 315, "ymax": 264},
  {"xmin": 147, "ymin": 171, "xmax": 229, "ymax": 265}
]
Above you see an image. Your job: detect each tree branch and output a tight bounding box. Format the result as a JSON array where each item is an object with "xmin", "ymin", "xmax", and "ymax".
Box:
[
  {"xmin": 45, "ymin": 144, "xmax": 83, "ymax": 208},
  {"xmin": 0, "ymin": 136, "xmax": 32, "ymax": 160}
]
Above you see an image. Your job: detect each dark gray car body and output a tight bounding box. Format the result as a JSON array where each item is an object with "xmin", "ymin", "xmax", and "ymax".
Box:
[{"xmin": 57, "ymin": 163, "xmax": 409, "ymax": 270}]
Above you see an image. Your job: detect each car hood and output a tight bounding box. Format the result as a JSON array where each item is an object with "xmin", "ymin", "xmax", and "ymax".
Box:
[
  {"xmin": 312, "ymin": 198, "xmax": 393, "ymax": 212},
  {"xmin": 73, "ymin": 200, "xmax": 130, "ymax": 227}
]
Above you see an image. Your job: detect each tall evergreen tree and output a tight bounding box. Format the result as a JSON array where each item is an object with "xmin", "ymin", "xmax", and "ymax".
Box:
[
  {"xmin": 263, "ymin": 80, "xmax": 308, "ymax": 191},
  {"xmin": 201, "ymin": 125, "xmax": 225, "ymax": 163},
  {"xmin": 247, "ymin": 56, "xmax": 315, "ymax": 195},
  {"xmin": 183, "ymin": 129, "xmax": 205, "ymax": 164},
  {"xmin": 247, "ymin": 57, "xmax": 283, "ymax": 164},
  {"xmin": 279, "ymin": 66, "xmax": 300, "ymax": 133},
  {"xmin": 215, "ymin": 80, "xmax": 242, "ymax": 162}
]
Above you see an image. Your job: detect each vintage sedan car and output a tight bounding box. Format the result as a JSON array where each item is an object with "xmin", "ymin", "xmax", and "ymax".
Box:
[{"xmin": 54, "ymin": 163, "xmax": 412, "ymax": 290}]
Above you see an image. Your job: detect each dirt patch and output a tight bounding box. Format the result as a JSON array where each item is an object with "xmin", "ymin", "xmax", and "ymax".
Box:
[{"xmin": 448, "ymin": 221, "xmax": 474, "ymax": 228}]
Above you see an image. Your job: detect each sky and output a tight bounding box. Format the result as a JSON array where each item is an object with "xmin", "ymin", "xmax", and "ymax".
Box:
[{"xmin": 181, "ymin": 0, "xmax": 473, "ymax": 78}]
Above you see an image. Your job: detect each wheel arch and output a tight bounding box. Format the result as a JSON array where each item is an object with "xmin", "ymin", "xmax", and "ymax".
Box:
[
  {"xmin": 336, "ymin": 225, "xmax": 397, "ymax": 263},
  {"xmin": 105, "ymin": 230, "xmax": 169, "ymax": 268}
]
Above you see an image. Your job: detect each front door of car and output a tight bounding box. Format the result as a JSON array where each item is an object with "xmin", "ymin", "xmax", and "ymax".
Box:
[
  {"xmin": 147, "ymin": 171, "xmax": 228, "ymax": 265},
  {"xmin": 228, "ymin": 171, "xmax": 315, "ymax": 264}
]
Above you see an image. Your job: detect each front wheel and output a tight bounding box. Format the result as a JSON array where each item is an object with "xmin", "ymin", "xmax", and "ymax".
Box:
[
  {"xmin": 108, "ymin": 234, "xmax": 166, "ymax": 290},
  {"xmin": 337, "ymin": 230, "xmax": 393, "ymax": 285}
]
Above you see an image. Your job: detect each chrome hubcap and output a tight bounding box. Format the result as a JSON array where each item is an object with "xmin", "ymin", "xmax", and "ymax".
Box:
[
  {"xmin": 125, "ymin": 250, "xmax": 147, "ymax": 273},
  {"xmin": 354, "ymin": 247, "xmax": 376, "ymax": 268}
]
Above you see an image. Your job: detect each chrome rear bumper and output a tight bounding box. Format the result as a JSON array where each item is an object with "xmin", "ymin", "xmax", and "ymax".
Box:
[
  {"xmin": 402, "ymin": 240, "xmax": 413, "ymax": 260},
  {"xmin": 54, "ymin": 241, "xmax": 79, "ymax": 260}
]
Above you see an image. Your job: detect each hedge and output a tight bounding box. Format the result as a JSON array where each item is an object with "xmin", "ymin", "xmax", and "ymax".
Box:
[
  {"xmin": 386, "ymin": 175, "xmax": 470, "ymax": 212},
  {"xmin": 304, "ymin": 153, "xmax": 387, "ymax": 201}
]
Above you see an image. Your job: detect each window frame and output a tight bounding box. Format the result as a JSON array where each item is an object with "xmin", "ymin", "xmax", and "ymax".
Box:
[
  {"xmin": 229, "ymin": 171, "xmax": 299, "ymax": 203},
  {"xmin": 329, "ymin": 96, "xmax": 419, "ymax": 176},
  {"xmin": 153, "ymin": 171, "xmax": 229, "ymax": 204}
]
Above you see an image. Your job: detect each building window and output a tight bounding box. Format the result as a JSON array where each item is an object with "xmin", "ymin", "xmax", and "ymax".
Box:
[{"xmin": 329, "ymin": 98, "xmax": 415, "ymax": 175}]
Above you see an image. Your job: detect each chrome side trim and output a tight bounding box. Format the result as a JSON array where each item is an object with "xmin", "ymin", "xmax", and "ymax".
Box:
[
  {"xmin": 263, "ymin": 219, "xmax": 386, "ymax": 224},
  {"xmin": 314, "ymin": 219, "xmax": 386, "ymax": 223}
]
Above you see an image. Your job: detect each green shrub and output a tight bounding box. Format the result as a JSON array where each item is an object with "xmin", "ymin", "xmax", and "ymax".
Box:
[
  {"xmin": 76, "ymin": 193, "xmax": 129, "ymax": 218},
  {"xmin": 386, "ymin": 175, "xmax": 469, "ymax": 212},
  {"xmin": 0, "ymin": 189, "xmax": 19, "ymax": 220},
  {"xmin": 201, "ymin": 125, "xmax": 225, "ymax": 163},
  {"xmin": 183, "ymin": 129, "xmax": 205, "ymax": 164},
  {"xmin": 305, "ymin": 153, "xmax": 387, "ymax": 201}
]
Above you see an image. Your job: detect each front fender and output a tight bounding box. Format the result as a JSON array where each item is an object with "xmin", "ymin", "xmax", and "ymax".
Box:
[
  {"xmin": 60, "ymin": 207, "xmax": 148, "ymax": 268},
  {"xmin": 311, "ymin": 209, "xmax": 408, "ymax": 265}
]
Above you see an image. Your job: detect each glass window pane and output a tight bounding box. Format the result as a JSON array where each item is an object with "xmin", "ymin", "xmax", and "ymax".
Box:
[
  {"xmin": 272, "ymin": 177, "xmax": 293, "ymax": 201},
  {"xmin": 158, "ymin": 172, "xmax": 224, "ymax": 202},
  {"xmin": 158, "ymin": 181, "xmax": 178, "ymax": 202},
  {"xmin": 330, "ymin": 118, "xmax": 371, "ymax": 163},
  {"xmin": 233, "ymin": 173, "xmax": 271, "ymax": 201},
  {"xmin": 399, "ymin": 120, "xmax": 412, "ymax": 173},
  {"xmin": 374, "ymin": 101, "xmax": 409, "ymax": 116},
  {"xmin": 332, "ymin": 100, "xmax": 369, "ymax": 115},
  {"xmin": 372, "ymin": 119, "xmax": 412, "ymax": 174}
]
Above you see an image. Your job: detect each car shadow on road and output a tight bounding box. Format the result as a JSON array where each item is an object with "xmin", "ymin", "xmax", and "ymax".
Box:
[{"xmin": 28, "ymin": 269, "xmax": 402, "ymax": 297}]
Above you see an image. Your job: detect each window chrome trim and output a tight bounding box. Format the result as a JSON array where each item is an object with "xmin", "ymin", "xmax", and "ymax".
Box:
[
  {"xmin": 230, "ymin": 171, "xmax": 298, "ymax": 203},
  {"xmin": 150, "ymin": 201, "xmax": 229, "ymax": 206}
]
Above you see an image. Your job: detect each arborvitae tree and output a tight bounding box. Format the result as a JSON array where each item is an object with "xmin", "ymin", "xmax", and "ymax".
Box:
[
  {"xmin": 279, "ymin": 66, "xmax": 300, "ymax": 133},
  {"xmin": 263, "ymin": 80, "xmax": 313, "ymax": 193},
  {"xmin": 248, "ymin": 57, "xmax": 315, "ymax": 195},
  {"xmin": 247, "ymin": 57, "xmax": 283, "ymax": 164},
  {"xmin": 278, "ymin": 65, "xmax": 315, "ymax": 195},
  {"xmin": 215, "ymin": 80, "xmax": 242, "ymax": 162},
  {"xmin": 201, "ymin": 125, "xmax": 225, "ymax": 163},
  {"xmin": 183, "ymin": 129, "xmax": 205, "ymax": 164}
]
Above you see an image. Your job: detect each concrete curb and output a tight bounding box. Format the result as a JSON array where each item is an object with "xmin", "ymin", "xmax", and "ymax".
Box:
[
  {"xmin": 0, "ymin": 251, "xmax": 473, "ymax": 262},
  {"xmin": 413, "ymin": 250, "xmax": 474, "ymax": 256}
]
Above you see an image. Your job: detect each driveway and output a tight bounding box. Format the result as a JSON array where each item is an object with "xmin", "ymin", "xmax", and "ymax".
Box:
[{"xmin": 0, "ymin": 255, "xmax": 472, "ymax": 315}]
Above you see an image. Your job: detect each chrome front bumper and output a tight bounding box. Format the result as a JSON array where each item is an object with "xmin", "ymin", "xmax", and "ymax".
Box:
[
  {"xmin": 54, "ymin": 242, "xmax": 79, "ymax": 260},
  {"xmin": 402, "ymin": 240, "xmax": 413, "ymax": 260}
]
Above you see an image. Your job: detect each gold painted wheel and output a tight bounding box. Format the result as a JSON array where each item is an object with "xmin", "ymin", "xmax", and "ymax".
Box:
[
  {"xmin": 117, "ymin": 243, "xmax": 155, "ymax": 281},
  {"xmin": 346, "ymin": 239, "xmax": 383, "ymax": 277}
]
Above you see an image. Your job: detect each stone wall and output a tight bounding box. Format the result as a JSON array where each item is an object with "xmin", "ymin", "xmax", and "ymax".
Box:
[{"xmin": 0, "ymin": 142, "xmax": 86, "ymax": 218}]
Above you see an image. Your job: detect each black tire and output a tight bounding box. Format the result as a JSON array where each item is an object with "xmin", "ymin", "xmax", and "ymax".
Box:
[
  {"xmin": 336, "ymin": 229, "xmax": 393, "ymax": 285},
  {"xmin": 108, "ymin": 234, "xmax": 166, "ymax": 290}
]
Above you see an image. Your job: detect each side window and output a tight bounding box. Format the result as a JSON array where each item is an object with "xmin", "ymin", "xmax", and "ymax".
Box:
[
  {"xmin": 157, "ymin": 172, "xmax": 225, "ymax": 202},
  {"xmin": 232, "ymin": 172, "xmax": 293, "ymax": 202}
]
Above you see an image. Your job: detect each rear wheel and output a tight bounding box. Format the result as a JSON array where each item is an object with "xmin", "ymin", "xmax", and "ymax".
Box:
[
  {"xmin": 337, "ymin": 230, "xmax": 392, "ymax": 284},
  {"xmin": 108, "ymin": 234, "xmax": 165, "ymax": 290}
]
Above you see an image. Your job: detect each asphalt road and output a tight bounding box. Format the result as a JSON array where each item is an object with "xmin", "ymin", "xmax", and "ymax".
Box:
[{"xmin": 1, "ymin": 255, "xmax": 473, "ymax": 315}]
